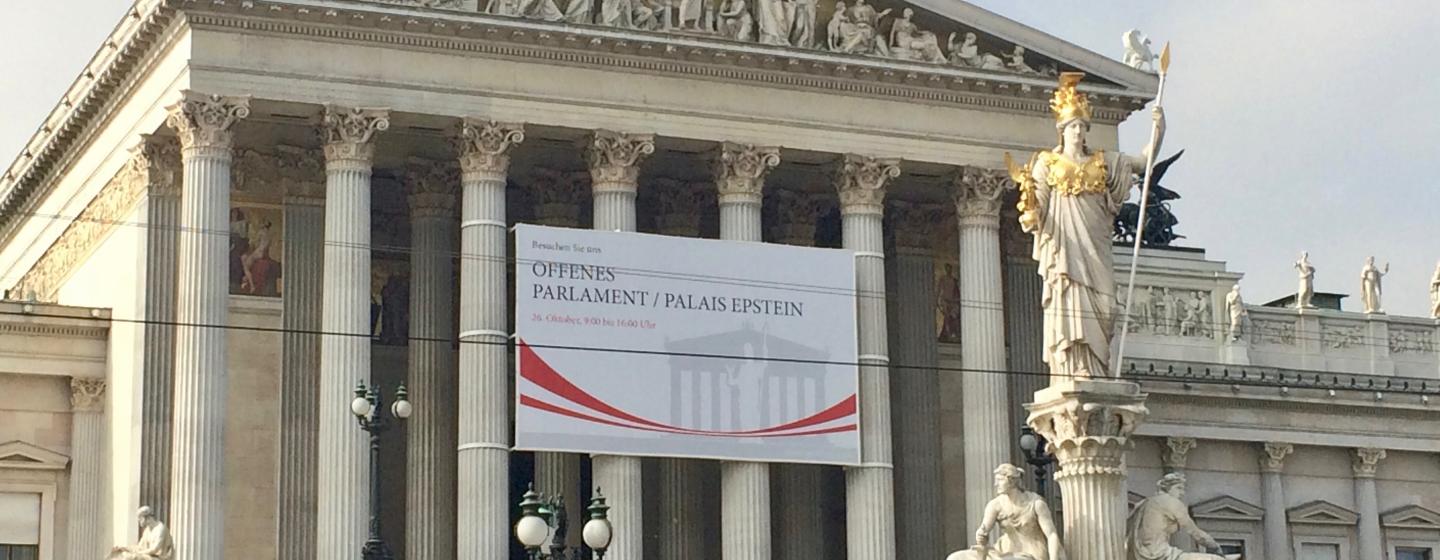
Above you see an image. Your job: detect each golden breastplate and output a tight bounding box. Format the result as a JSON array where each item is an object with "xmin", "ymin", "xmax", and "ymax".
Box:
[{"xmin": 1041, "ymin": 150, "xmax": 1109, "ymax": 196}]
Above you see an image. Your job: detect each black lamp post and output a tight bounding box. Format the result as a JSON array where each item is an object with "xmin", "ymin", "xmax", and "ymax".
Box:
[
  {"xmin": 515, "ymin": 485, "xmax": 613, "ymax": 560},
  {"xmin": 1018, "ymin": 424, "xmax": 1056, "ymax": 498},
  {"xmin": 351, "ymin": 381, "xmax": 411, "ymax": 560}
]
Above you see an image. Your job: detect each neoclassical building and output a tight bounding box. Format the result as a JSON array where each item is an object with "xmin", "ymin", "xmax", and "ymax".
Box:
[{"xmin": 0, "ymin": 2, "xmax": 1436, "ymax": 560}]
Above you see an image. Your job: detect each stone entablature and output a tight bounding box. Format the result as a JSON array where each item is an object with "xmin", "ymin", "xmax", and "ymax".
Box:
[{"xmin": 0, "ymin": 302, "xmax": 109, "ymax": 379}]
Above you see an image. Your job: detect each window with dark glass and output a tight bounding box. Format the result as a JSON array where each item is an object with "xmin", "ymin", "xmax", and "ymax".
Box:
[{"xmin": 1396, "ymin": 547, "xmax": 1433, "ymax": 560}]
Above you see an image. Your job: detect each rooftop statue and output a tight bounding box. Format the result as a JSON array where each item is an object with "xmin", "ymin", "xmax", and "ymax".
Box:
[
  {"xmin": 1431, "ymin": 261, "xmax": 1440, "ymax": 319},
  {"xmin": 107, "ymin": 507, "xmax": 173, "ymax": 560},
  {"xmin": 1127, "ymin": 474, "xmax": 1236, "ymax": 560},
  {"xmin": 1113, "ymin": 149, "xmax": 1184, "ymax": 247},
  {"xmin": 1294, "ymin": 251, "xmax": 1316, "ymax": 309},
  {"xmin": 1007, "ymin": 72, "xmax": 1165, "ymax": 379},
  {"xmin": 1122, "ymin": 29, "xmax": 1157, "ymax": 72},
  {"xmin": 1360, "ymin": 256, "xmax": 1389, "ymax": 314},
  {"xmin": 945, "ymin": 464, "xmax": 1063, "ymax": 560}
]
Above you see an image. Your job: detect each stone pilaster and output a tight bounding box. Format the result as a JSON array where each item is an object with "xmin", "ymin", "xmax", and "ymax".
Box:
[
  {"xmin": 583, "ymin": 130, "xmax": 654, "ymax": 560},
  {"xmin": 835, "ymin": 153, "xmax": 900, "ymax": 560},
  {"xmin": 1161, "ymin": 436, "xmax": 1197, "ymax": 473},
  {"xmin": 1351, "ymin": 447, "xmax": 1385, "ymax": 560},
  {"xmin": 714, "ymin": 142, "xmax": 780, "ymax": 560},
  {"xmin": 67, "ymin": 378, "xmax": 108, "ymax": 560},
  {"xmin": 455, "ymin": 119, "xmax": 524, "ymax": 560},
  {"xmin": 131, "ymin": 136, "xmax": 181, "ymax": 522},
  {"xmin": 276, "ymin": 145, "xmax": 325, "ymax": 560},
  {"xmin": 405, "ymin": 158, "xmax": 459, "ymax": 560},
  {"xmin": 1026, "ymin": 380, "xmax": 1148, "ymax": 560},
  {"xmin": 949, "ymin": 166, "xmax": 1013, "ymax": 533},
  {"xmin": 316, "ymin": 105, "xmax": 389, "ymax": 560},
  {"xmin": 165, "ymin": 91, "xmax": 248, "ymax": 560},
  {"xmin": 1259, "ymin": 442, "xmax": 1294, "ymax": 560},
  {"xmin": 885, "ymin": 200, "xmax": 944, "ymax": 560}
]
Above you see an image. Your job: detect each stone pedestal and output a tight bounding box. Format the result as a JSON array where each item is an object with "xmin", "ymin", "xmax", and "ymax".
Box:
[{"xmin": 1026, "ymin": 379, "xmax": 1148, "ymax": 560}]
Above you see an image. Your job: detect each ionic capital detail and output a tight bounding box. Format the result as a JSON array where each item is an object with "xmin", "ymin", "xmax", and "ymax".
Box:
[
  {"xmin": 70, "ymin": 378, "xmax": 106, "ymax": 412},
  {"xmin": 165, "ymin": 91, "xmax": 250, "ymax": 154},
  {"xmin": 582, "ymin": 130, "xmax": 655, "ymax": 193},
  {"xmin": 321, "ymin": 105, "xmax": 390, "ymax": 168},
  {"xmin": 887, "ymin": 200, "xmax": 943, "ymax": 251},
  {"xmin": 712, "ymin": 142, "xmax": 780, "ymax": 206},
  {"xmin": 951, "ymin": 166, "xmax": 1011, "ymax": 222},
  {"xmin": 457, "ymin": 118, "xmax": 525, "ymax": 180},
  {"xmin": 1351, "ymin": 447, "xmax": 1386, "ymax": 478},
  {"xmin": 276, "ymin": 145, "xmax": 325, "ymax": 206},
  {"xmin": 833, "ymin": 154, "xmax": 900, "ymax": 215},
  {"xmin": 406, "ymin": 157, "xmax": 459, "ymax": 218},
  {"xmin": 1259, "ymin": 442, "xmax": 1294, "ymax": 473},
  {"xmin": 1161, "ymin": 436, "xmax": 1197, "ymax": 471}
]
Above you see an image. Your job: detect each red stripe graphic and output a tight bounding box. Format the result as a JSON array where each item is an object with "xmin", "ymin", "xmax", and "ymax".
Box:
[{"xmin": 518, "ymin": 340, "xmax": 856, "ymax": 437}]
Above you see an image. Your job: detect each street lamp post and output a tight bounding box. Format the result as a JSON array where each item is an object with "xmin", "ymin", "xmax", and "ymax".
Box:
[
  {"xmin": 515, "ymin": 485, "xmax": 613, "ymax": 560},
  {"xmin": 351, "ymin": 381, "xmax": 412, "ymax": 560},
  {"xmin": 1018, "ymin": 424, "xmax": 1057, "ymax": 498}
]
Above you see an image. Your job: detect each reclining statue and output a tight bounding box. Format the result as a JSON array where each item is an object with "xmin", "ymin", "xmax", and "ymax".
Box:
[
  {"xmin": 107, "ymin": 506, "xmax": 173, "ymax": 560},
  {"xmin": 946, "ymin": 464, "xmax": 1063, "ymax": 560}
]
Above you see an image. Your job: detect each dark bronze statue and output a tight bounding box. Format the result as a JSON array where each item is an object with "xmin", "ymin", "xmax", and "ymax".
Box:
[{"xmin": 1114, "ymin": 150, "xmax": 1184, "ymax": 247}]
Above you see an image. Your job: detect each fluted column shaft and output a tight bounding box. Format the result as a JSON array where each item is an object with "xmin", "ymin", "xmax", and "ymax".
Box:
[
  {"xmin": 1259, "ymin": 443, "xmax": 1294, "ymax": 560},
  {"xmin": 277, "ymin": 146, "xmax": 325, "ymax": 560},
  {"xmin": 951, "ymin": 168, "xmax": 1012, "ymax": 531},
  {"xmin": 317, "ymin": 106, "xmax": 389, "ymax": 560},
  {"xmin": 583, "ymin": 130, "xmax": 655, "ymax": 560},
  {"xmin": 888, "ymin": 209, "xmax": 942, "ymax": 560},
  {"xmin": 166, "ymin": 92, "xmax": 248, "ymax": 560},
  {"xmin": 836, "ymin": 154, "xmax": 900, "ymax": 560},
  {"xmin": 135, "ymin": 136, "xmax": 181, "ymax": 521},
  {"xmin": 1352, "ymin": 448, "xmax": 1385, "ymax": 560},
  {"xmin": 67, "ymin": 379, "xmax": 108, "ymax": 560},
  {"xmin": 1003, "ymin": 252, "xmax": 1048, "ymax": 498},
  {"xmin": 407, "ymin": 161, "xmax": 460, "ymax": 560}
]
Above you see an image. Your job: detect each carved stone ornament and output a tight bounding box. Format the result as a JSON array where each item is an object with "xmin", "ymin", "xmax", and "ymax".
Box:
[
  {"xmin": 581, "ymin": 130, "xmax": 655, "ymax": 192},
  {"xmin": 130, "ymin": 135, "xmax": 181, "ymax": 199},
  {"xmin": 1351, "ymin": 447, "xmax": 1386, "ymax": 478},
  {"xmin": 457, "ymin": 118, "xmax": 525, "ymax": 178},
  {"xmin": 712, "ymin": 142, "xmax": 780, "ymax": 205},
  {"xmin": 951, "ymin": 165, "xmax": 1010, "ymax": 220},
  {"xmin": 769, "ymin": 188, "xmax": 831, "ymax": 245},
  {"xmin": 276, "ymin": 145, "xmax": 325, "ymax": 205},
  {"xmin": 528, "ymin": 167, "xmax": 586, "ymax": 226},
  {"xmin": 164, "ymin": 91, "xmax": 250, "ymax": 153},
  {"xmin": 833, "ymin": 153, "xmax": 900, "ymax": 215},
  {"xmin": 655, "ymin": 178, "xmax": 709, "ymax": 236},
  {"xmin": 1026, "ymin": 381, "xmax": 1149, "ymax": 480},
  {"xmin": 406, "ymin": 157, "xmax": 460, "ymax": 217},
  {"xmin": 1259, "ymin": 442, "xmax": 1294, "ymax": 473},
  {"xmin": 320, "ymin": 105, "xmax": 390, "ymax": 166},
  {"xmin": 1161, "ymin": 436, "xmax": 1197, "ymax": 471},
  {"xmin": 70, "ymin": 377, "xmax": 107, "ymax": 412},
  {"xmin": 886, "ymin": 200, "xmax": 942, "ymax": 251}
]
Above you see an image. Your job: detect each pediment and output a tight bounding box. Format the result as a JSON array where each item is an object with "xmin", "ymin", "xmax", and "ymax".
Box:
[
  {"xmin": 1192, "ymin": 495, "xmax": 1264, "ymax": 522},
  {"xmin": 1288, "ymin": 500, "xmax": 1359, "ymax": 526},
  {"xmin": 0, "ymin": 441, "xmax": 69, "ymax": 470},
  {"xmin": 1381, "ymin": 505, "xmax": 1440, "ymax": 530}
]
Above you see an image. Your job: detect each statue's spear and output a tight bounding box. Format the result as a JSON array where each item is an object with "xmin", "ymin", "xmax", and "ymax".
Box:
[{"xmin": 1113, "ymin": 42, "xmax": 1171, "ymax": 377}]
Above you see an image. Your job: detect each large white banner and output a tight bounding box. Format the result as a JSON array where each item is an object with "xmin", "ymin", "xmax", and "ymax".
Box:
[{"xmin": 513, "ymin": 224, "xmax": 860, "ymax": 465}]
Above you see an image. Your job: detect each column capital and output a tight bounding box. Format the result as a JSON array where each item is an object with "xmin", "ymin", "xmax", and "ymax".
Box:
[
  {"xmin": 712, "ymin": 142, "xmax": 780, "ymax": 206},
  {"xmin": 406, "ymin": 158, "xmax": 459, "ymax": 218},
  {"xmin": 581, "ymin": 130, "xmax": 655, "ymax": 192},
  {"xmin": 457, "ymin": 118, "xmax": 525, "ymax": 179},
  {"xmin": 129, "ymin": 135, "xmax": 181, "ymax": 199},
  {"xmin": 165, "ymin": 91, "xmax": 250, "ymax": 154},
  {"xmin": 70, "ymin": 378, "xmax": 106, "ymax": 412},
  {"xmin": 1161, "ymin": 436, "xmax": 1197, "ymax": 471},
  {"xmin": 528, "ymin": 168, "xmax": 586, "ymax": 227},
  {"xmin": 769, "ymin": 188, "xmax": 830, "ymax": 246},
  {"xmin": 1026, "ymin": 381, "xmax": 1148, "ymax": 478},
  {"xmin": 1351, "ymin": 447, "xmax": 1386, "ymax": 478},
  {"xmin": 886, "ymin": 200, "xmax": 944, "ymax": 252},
  {"xmin": 833, "ymin": 154, "xmax": 900, "ymax": 215},
  {"xmin": 321, "ymin": 105, "xmax": 390, "ymax": 167},
  {"xmin": 656, "ymin": 178, "xmax": 710, "ymax": 236},
  {"xmin": 277, "ymin": 145, "xmax": 325, "ymax": 206},
  {"xmin": 950, "ymin": 166, "xmax": 1011, "ymax": 223},
  {"xmin": 1259, "ymin": 442, "xmax": 1294, "ymax": 473}
]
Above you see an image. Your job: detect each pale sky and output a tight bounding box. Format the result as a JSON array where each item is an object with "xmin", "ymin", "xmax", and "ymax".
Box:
[{"xmin": 3, "ymin": 1, "xmax": 1438, "ymax": 315}]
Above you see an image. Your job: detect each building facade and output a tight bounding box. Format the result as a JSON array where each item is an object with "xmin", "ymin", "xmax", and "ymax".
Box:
[{"xmin": 0, "ymin": 1, "xmax": 1435, "ymax": 560}]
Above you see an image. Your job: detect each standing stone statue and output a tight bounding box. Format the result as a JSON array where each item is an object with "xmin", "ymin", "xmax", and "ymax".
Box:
[
  {"xmin": 945, "ymin": 464, "xmax": 1063, "ymax": 560},
  {"xmin": 1430, "ymin": 261, "xmax": 1440, "ymax": 319},
  {"xmin": 788, "ymin": 0, "xmax": 816, "ymax": 47},
  {"xmin": 1007, "ymin": 72, "xmax": 1165, "ymax": 378},
  {"xmin": 1226, "ymin": 284, "xmax": 1248, "ymax": 341},
  {"xmin": 1126, "ymin": 474, "xmax": 1228, "ymax": 560},
  {"xmin": 107, "ymin": 507, "xmax": 173, "ymax": 560},
  {"xmin": 1360, "ymin": 256, "xmax": 1389, "ymax": 314},
  {"xmin": 1294, "ymin": 251, "xmax": 1316, "ymax": 309}
]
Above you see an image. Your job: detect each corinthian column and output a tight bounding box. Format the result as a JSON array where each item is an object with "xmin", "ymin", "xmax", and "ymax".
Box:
[
  {"xmin": 835, "ymin": 153, "xmax": 901, "ymax": 560},
  {"xmin": 405, "ymin": 159, "xmax": 460, "ymax": 560},
  {"xmin": 455, "ymin": 119, "xmax": 524, "ymax": 560},
  {"xmin": 316, "ymin": 105, "xmax": 389, "ymax": 560},
  {"xmin": 165, "ymin": 91, "xmax": 249, "ymax": 560},
  {"xmin": 1351, "ymin": 447, "xmax": 1386, "ymax": 560},
  {"xmin": 132, "ymin": 136, "xmax": 181, "ymax": 522},
  {"xmin": 582, "ymin": 130, "xmax": 655, "ymax": 560},
  {"xmin": 714, "ymin": 143, "xmax": 781, "ymax": 560},
  {"xmin": 276, "ymin": 146, "xmax": 325, "ymax": 560},
  {"xmin": 886, "ymin": 201, "xmax": 944, "ymax": 560},
  {"xmin": 1258, "ymin": 442, "xmax": 1294, "ymax": 560},
  {"xmin": 67, "ymin": 378, "xmax": 108, "ymax": 560},
  {"xmin": 949, "ymin": 167, "xmax": 1013, "ymax": 532}
]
